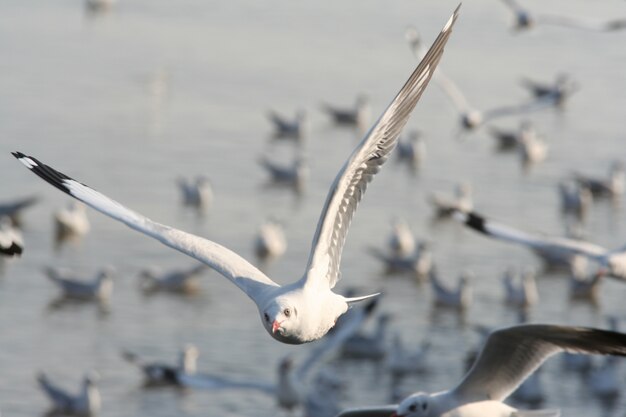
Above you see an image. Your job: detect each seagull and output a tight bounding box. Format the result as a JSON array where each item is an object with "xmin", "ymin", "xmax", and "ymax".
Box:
[
  {"xmin": 177, "ymin": 176, "xmax": 213, "ymax": 209},
  {"xmin": 368, "ymin": 241, "xmax": 433, "ymax": 280},
  {"xmin": 38, "ymin": 371, "xmax": 101, "ymax": 416},
  {"xmin": 254, "ymin": 219, "xmax": 288, "ymax": 261},
  {"xmin": 321, "ymin": 94, "xmax": 371, "ymax": 129},
  {"xmin": 388, "ymin": 218, "xmax": 416, "ymax": 258},
  {"xmin": 340, "ymin": 312, "xmax": 392, "ymax": 360},
  {"xmin": 453, "ymin": 211, "xmax": 626, "ymax": 280},
  {"xmin": 44, "ymin": 266, "xmax": 114, "ymax": 301},
  {"xmin": 13, "ymin": 7, "xmax": 457, "ymax": 345},
  {"xmin": 181, "ymin": 297, "xmax": 379, "ymax": 410},
  {"xmin": 122, "ymin": 344, "xmax": 199, "ymax": 386},
  {"xmin": 0, "ymin": 216, "xmax": 24, "ymax": 257},
  {"xmin": 558, "ymin": 180, "xmax": 592, "ymax": 219},
  {"xmin": 430, "ymin": 268, "xmax": 472, "ymax": 310},
  {"xmin": 0, "ymin": 195, "xmax": 39, "ymax": 226},
  {"xmin": 55, "ymin": 201, "xmax": 90, "ymax": 237},
  {"xmin": 396, "ymin": 130, "xmax": 426, "ymax": 169},
  {"xmin": 430, "ymin": 182, "xmax": 473, "ymax": 218},
  {"xmin": 259, "ymin": 154, "xmax": 309, "ymax": 192},
  {"xmin": 568, "ymin": 271, "xmax": 602, "ymax": 302},
  {"xmin": 502, "ymin": 268, "xmax": 539, "ymax": 308},
  {"xmin": 139, "ymin": 264, "xmax": 206, "ymax": 295},
  {"xmin": 520, "ymin": 73, "xmax": 579, "ymax": 108},
  {"xmin": 337, "ymin": 324, "xmax": 626, "ymax": 417},
  {"xmin": 518, "ymin": 130, "xmax": 547, "ymax": 167},
  {"xmin": 267, "ymin": 109, "xmax": 309, "ymax": 140},
  {"xmin": 405, "ymin": 27, "xmax": 550, "ymax": 132},
  {"xmin": 386, "ymin": 334, "xmax": 431, "ymax": 378},
  {"xmin": 499, "ymin": 0, "xmax": 626, "ymax": 33},
  {"xmin": 487, "ymin": 121, "xmax": 532, "ymax": 152},
  {"xmin": 573, "ymin": 160, "xmax": 625, "ymax": 199}
]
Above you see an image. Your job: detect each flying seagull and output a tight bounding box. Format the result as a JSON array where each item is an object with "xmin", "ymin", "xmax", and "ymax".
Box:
[
  {"xmin": 337, "ymin": 324, "xmax": 626, "ymax": 417},
  {"xmin": 454, "ymin": 211, "xmax": 626, "ymax": 281},
  {"xmin": 12, "ymin": 5, "xmax": 458, "ymax": 345}
]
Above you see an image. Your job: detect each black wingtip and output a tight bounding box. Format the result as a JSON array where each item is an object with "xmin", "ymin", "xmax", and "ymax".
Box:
[
  {"xmin": 364, "ymin": 296, "xmax": 381, "ymax": 315},
  {"xmin": 0, "ymin": 242, "xmax": 23, "ymax": 257},
  {"xmin": 465, "ymin": 211, "xmax": 488, "ymax": 235},
  {"xmin": 12, "ymin": 152, "xmax": 76, "ymax": 195}
]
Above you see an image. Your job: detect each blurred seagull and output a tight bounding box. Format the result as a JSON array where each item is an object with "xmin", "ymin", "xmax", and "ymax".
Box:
[
  {"xmin": 396, "ymin": 130, "xmax": 426, "ymax": 169},
  {"xmin": 405, "ymin": 26, "xmax": 549, "ymax": 131},
  {"xmin": 0, "ymin": 195, "xmax": 38, "ymax": 226},
  {"xmin": 44, "ymin": 266, "xmax": 114, "ymax": 301},
  {"xmin": 454, "ymin": 211, "xmax": 626, "ymax": 280},
  {"xmin": 388, "ymin": 218, "xmax": 416, "ymax": 258},
  {"xmin": 387, "ymin": 334, "xmax": 431, "ymax": 378},
  {"xmin": 430, "ymin": 268, "xmax": 472, "ymax": 310},
  {"xmin": 267, "ymin": 109, "xmax": 309, "ymax": 140},
  {"xmin": 55, "ymin": 201, "xmax": 90, "ymax": 238},
  {"xmin": 558, "ymin": 180, "xmax": 592, "ymax": 219},
  {"xmin": 0, "ymin": 216, "xmax": 23, "ymax": 257},
  {"xmin": 368, "ymin": 241, "xmax": 433, "ymax": 279},
  {"xmin": 430, "ymin": 182, "xmax": 473, "ymax": 218},
  {"xmin": 518, "ymin": 131, "xmax": 547, "ymax": 168},
  {"xmin": 500, "ymin": 0, "xmax": 626, "ymax": 33},
  {"xmin": 321, "ymin": 94, "xmax": 371, "ymax": 129},
  {"xmin": 340, "ymin": 312, "xmax": 392, "ymax": 360},
  {"xmin": 38, "ymin": 371, "xmax": 101, "ymax": 416},
  {"xmin": 502, "ymin": 268, "xmax": 539, "ymax": 308},
  {"xmin": 177, "ymin": 176, "xmax": 213, "ymax": 209},
  {"xmin": 259, "ymin": 155, "xmax": 309, "ymax": 192},
  {"xmin": 568, "ymin": 271, "xmax": 602, "ymax": 302},
  {"xmin": 12, "ymin": 7, "xmax": 458, "ymax": 345},
  {"xmin": 255, "ymin": 219, "xmax": 287, "ymax": 261},
  {"xmin": 573, "ymin": 160, "xmax": 625, "ymax": 199},
  {"xmin": 139, "ymin": 264, "xmax": 206, "ymax": 295},
  {"xmin": 122, "ymin": 344, "xmax": 199, "ymax": 386},
  {"xmin": 520, "ymin": 73, "xmax": 579, "ymax": 107},
  {"xmin": 337, "ymin": 324, "xmax": 626, "ymax": 417}
]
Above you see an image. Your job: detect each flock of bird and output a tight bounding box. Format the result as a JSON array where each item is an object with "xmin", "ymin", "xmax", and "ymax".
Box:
[{"xmin": 2, "ymin": 1, "xmax": 626, "ymax": 417}]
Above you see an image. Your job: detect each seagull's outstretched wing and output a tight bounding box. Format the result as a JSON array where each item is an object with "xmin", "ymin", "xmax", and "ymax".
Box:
[
  {"xmin": 336, "ymin": 405, "xmax": 398, "ymax": 417},
  {"xmin": 304, "ymin": 6, "xmax": 460, "ymax": 289},
  {"xmin": 452, "ymin": 324, "xmax": 626, "ymax": 402},
  {"xmin": 13, "ymin": 152, "xmax": 279, "ymax": 303},
  {"xmin": 454, "ymin": 211, "xmax": 608, "ymax": 259}
]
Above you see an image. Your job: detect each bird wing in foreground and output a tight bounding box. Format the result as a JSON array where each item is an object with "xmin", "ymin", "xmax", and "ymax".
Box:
[
  {"xmin": 12, "ymin": 152, "xmax": 279, "ymax": 304},
  {"xmin": 304, "ymin": 5, "xmax": 459, "ymax": 290},
  {"xmin": 454, "ymin": 211, "xmax": 607, "ymax": 259},
  {"xmin": 452, "ymin": 324, "xmax": 626, "ymax": 402}
]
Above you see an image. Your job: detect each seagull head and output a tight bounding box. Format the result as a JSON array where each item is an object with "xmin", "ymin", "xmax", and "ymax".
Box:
[
  {"xmin": 261, "ymin": 299, "xmax": 300, "ymax": 344},
  {"xmin": 393, "ymin": 392, "xmax": 432, "ymax": 417}
]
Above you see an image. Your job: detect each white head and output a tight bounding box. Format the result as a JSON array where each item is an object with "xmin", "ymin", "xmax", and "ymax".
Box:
[
  {"xmin": 261, "ymin": 297, "xmax": 301, "ymax": 344},
  {"xmin": 394, "ymin": 392, "xmax": 432, "ymax": 417}
]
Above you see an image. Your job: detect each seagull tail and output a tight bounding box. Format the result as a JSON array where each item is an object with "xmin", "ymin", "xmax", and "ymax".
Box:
[{"xmin": 345, "ymin": 292, "xmax": 381, "ymax": 306}]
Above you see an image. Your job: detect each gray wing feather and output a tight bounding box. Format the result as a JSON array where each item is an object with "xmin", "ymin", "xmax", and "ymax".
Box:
[
  {"xmin": 452, "ymin": 324, "xmax": 626, "ymax": 402},
  {"xmin": 304, "ymin": 6, "xmax": 460, "ymax": 289}
]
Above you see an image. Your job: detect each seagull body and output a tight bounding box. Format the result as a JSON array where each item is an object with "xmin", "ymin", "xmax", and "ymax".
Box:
[
  {"xmin": 13, "ymin": 8, "xmax": 458, "ymax": 345},
  {"xmin": 139, "ymin": 264, "xmax": 206, "ymax": 294},
  {"xmin": 502, "ymin": 269, "xmax": 539, "ymax": 308},
  {"xmin": 558, "ymin": 181, "xmax": 592, "ymax": 219},
  {"xmin": 178, "ymin": 176, "xmax": 213, "ymax": 209},
  {"xmin": 338, "ymin": 324, "xmax": 626, "ymax": 417},
  {"xmin": 340, "ymin": 313, "xmax": 391, "ymax": 360},
  {"xmin": 500, "ymin": 0, "xmax": 626, "ymax": 33},
  {"xmin": 267, "ymin": 109, "xmax": 309, "ymax": 139},
  {"xmin": 255, "ymin": 219, "xmax": 287, "ymax": 261},
  {"xmin": 322, "ymin": 95, "xmax": 371, "ymax": 129},
  {"xmin": 430, "ymin": 183, "xmax": 473, "ymax": 218},
  {"xmin": 388, "ymin": 218, "xmax": 416, "ymax": 258},
  {"xmin": 55, "ymin": 201, "xmax": 90, "ymax": 237},
  {"xmin": 45, "ymin": 267, "xmax": 114, "ymax": 301},
  {"xmin": 520, "ymin": 74, "xmax": 578, "ymax": 108},
  {"xmin": 430, "ymin": 269, "xmax": 472, "ymax": 310},
  {"xmin": 38, "ymin": 372, "xmax": 100, "ymax": 416},
  {"xmin": 0, "ymin": 216, "xmax": 24, "ymax": 257},
  {"xmin": 369, "ymin": 242, "xmax": 433, "ymax": 279},
  {"xmin": 573, "ymin": 161, "xmax": 624, "ymax": 199},
  {"xmin": 454, "ymin": 211, "xmax": 626, "ymax": 281},
  {"xmin": 259, "ymin": 155, "xmax": 308, "ymax": 192},
  {"xmin": 122, "ymin": 344, "xmax": 199, "ymax": 386},
  {"xmin": 518, "ymin": 132, "xmax": 547, "ymax": 167}
]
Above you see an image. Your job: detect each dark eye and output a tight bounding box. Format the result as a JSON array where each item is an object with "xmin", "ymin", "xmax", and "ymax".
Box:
[
  {"xmin": 283, "ymin": 308, "xmax": 291, "ymax": 317},
  {"xmin": 264, "ymin": 313, "xmax": 270, "ymax": 322},
  {"xmin": 408, "ymin": 404, "xmax": 417, "ymax": 412}
]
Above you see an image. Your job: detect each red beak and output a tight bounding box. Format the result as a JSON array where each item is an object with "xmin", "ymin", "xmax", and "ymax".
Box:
[{"xmin": 272, "ymin": 320, "xmax": 281, "ymax": 334}]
